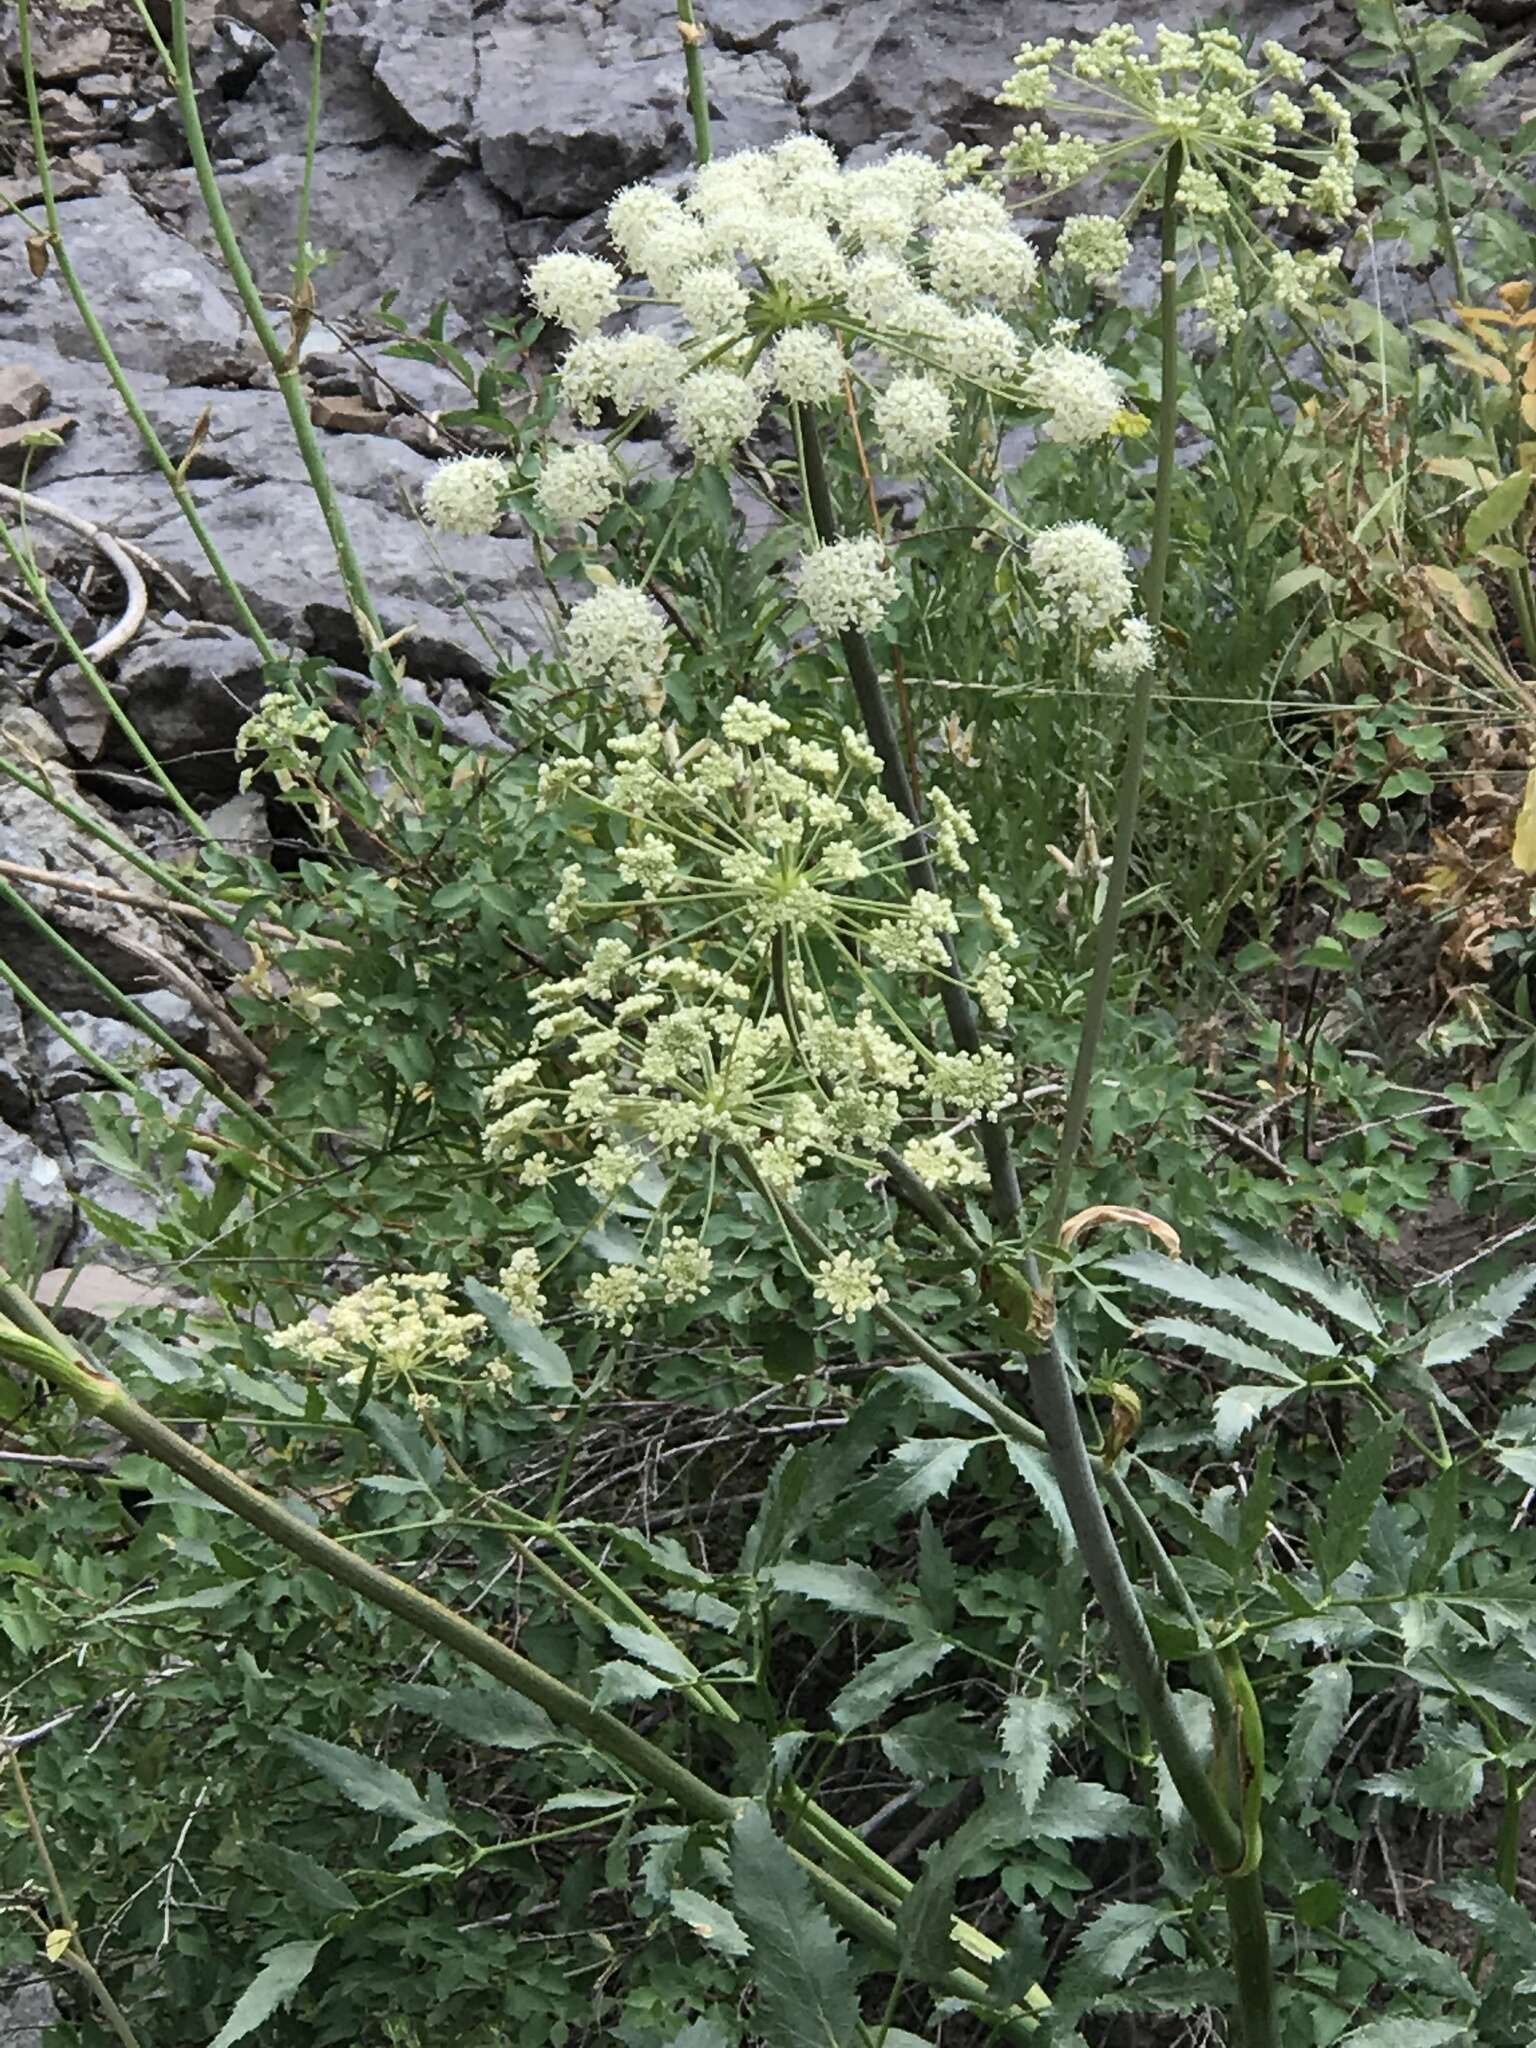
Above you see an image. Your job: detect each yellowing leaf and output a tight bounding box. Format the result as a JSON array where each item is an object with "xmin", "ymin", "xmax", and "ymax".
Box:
[
  {"xmin": 1513, "ymin": 768, "xmax": 1536, "ymax": 876},
  {"xmin": 1465, "ymin": 469, "xmax": 1533, "ymax": 551},
  {"xmin": 1422, "ymin": 563, "xmax": 1495, "ymax": 627},
  {"xmin": 44, "ymin": 1929, "xmax": 72, "ymax": 1962}
]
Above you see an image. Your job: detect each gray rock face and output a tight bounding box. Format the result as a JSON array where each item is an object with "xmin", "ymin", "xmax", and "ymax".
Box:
[
  {"xmin": 475, "ymin": 16, "xmax": 688, "ymax": 220},
  {"xmin": 105, "ymin": 632, "xmax": 270, "ymax": 797},
  {"xmin": 0, "ymin": 707, "xmax": 205, "ymax": 1005},
  {"xmin": 0, "ymin": 1124, "xmax": 73, "ymax": 1263},
  {"xmin": 0, "ymin": 990, "xmax": 34, "ymax": 1127},
  {"xmin": 0, "ymin": 1971, "xmax": 59, "ymax": 2048},
  {"xmin": 0, "ymin": 183, "xmax": 253, "ymax": 385}
]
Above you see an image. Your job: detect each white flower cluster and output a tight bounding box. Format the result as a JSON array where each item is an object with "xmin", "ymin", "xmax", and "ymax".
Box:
[
  {"xmin": 479, "ymin": 717, "xmax": 1019, "ymax": 1333},
  {"xmin": 564, "ymin": 583, "xmax": 673, "ymax": 709},
  {"xmin": 796, "ymin": 535, "xmax": 901, "ymax": 636},
  {"xmin": 1018, "ymin": 342, "xmax": 1125, "ymax": 446},
  {"xmin": 1028, "ymin": 521, "xmax": 1155, "ymax": 677},
  {"xmin": 814, "ymin": 1251, "xmax": 889, "ymax": 1323},
  {"xmin": 273, "ymin": 1273, "xmax": 487, "ymax": 1416},
  {"xmin": 998, "ymin": 25, "xmax": 1358, "ymax": 339},
  {"xmin": 534, "ymin": 444, "xmax": 623, "ymax": 528},
  {"xmin": 528, "ymin": 134, "xmax": 1070, "ymax": 470},
  {"xmin": 422, "ymin": 454, "xmax": 509, "ymax": 537}
]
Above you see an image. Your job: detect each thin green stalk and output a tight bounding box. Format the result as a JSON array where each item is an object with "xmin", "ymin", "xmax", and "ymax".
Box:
[
  {"xmin": 0, "ymin": 1288, "xmax": 1039, "ymax": 2037},
  {"xmin": 158, "ymin": 0, "xmax": 389, "ymax": 657},
  {"xmin": 1041, "ymin": 141, "xmax": 1183, "ymax": 1244},
  {"xmin": 293, "ymin": 1, "xmax": 330, "ymax": 297},
  {"xmin": 0, "ymin": 954, "xmax": 147, "ymax": 1104},
  {"xmin": 676, "ymin": 0, "xmax": 713, "ymax": 165},
  {"xmin": 0, "ymin": 517, "xmax": 211, "ymax": 844},
  {"xmin": 793, "ymin": 410, "xmax": 1022, "ymax": 1225},
  {"xmin": 14, "ymin": 0, "xmax": 277, "ymax": 659}
]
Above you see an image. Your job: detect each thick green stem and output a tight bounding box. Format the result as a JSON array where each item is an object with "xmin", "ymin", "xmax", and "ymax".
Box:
[
  {"xmin": 794, "ymin": 412, "xmax": 1022, "ymax": 1225},
  {"xmin": 0, "ymin": 1288, "xmax": 1039, "ymax": 2035},
  {"xmin": 15, "ymin": 0, "xmax": 278, "ymax": 659},
  {"xmin": 676, "ymin": 0, "xmax": 713, "ymax": 165},
  {"xmin": 1041, "ymin": 141, "xmax": 1183, "ymax": 1244},
  {"xmin": 1226, "ymin": 1868, "xmax": 1278, "ymax": 2048}
]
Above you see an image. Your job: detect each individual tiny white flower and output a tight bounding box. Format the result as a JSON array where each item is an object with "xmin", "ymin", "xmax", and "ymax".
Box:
[
  {"xmin": 534, "ymin": 444, "xmax": 622, "ymax": 528},
  {"xmin": 498, "ymin": 1248, "xmax": 547, "ymax": 1327},
  {"xmin": 768, "ymin": 326, "xmax": 847, "ymax": 404},
  {"xmin": 672, "ymin": 367, "xmax": 765, "ymax": 464},
  {"xmin": 1028, "ymin": 522, "xmax": 1135, "ymax": 633},
  {"xmin": 1053, "ymin": 214, "xmax": 1132, "ymax": 287},
  {"xmin": 796, "ymin": 536, "xmax": 899, "ymax": 636},
  {"xmin": 528, "ymin": 252, "xmax": 623, "ymax": 336},
  {"xmin": 1020, "ymin": 343, "xmax": 1124, "ymax": 444},
  {"xmin": 814, "ymin": 1250, "xmax": 888, "ymax": 1323},
  {"xmin": 676, "ymin": 263, "xmax": 752, "ymax": 337},
  {"xmin": 1093, "ymin": 616, "xmax": 1157, "ymax": 681},
  {"xmin": 582, "ymin": 1264, "xmax": 648, "ymax": 1333},
  {"xmin": 653, "ymin": 1230, "xmax": 713, "ymax": 1305},
  {"xmin": 873, "ymin": 374, "xmax": 954, "ymax": 467},
  {"xmin": 929, "ymin": 225, "xmax": 1038, "ymax": 306},
  {"xmin": 565, "ymin": 584, "xmax": 672, "ymax": 697},
  {"xmin": 421, "ymin": 455, "xmax": 508, "ymax": 536}
]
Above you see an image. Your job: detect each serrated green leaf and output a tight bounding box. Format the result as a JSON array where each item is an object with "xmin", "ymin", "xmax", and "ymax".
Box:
[
  {"xmin": 1003, "ymin": 1440, "xmax": 1075, "ymax": 1552},
  {"xmin": 605, "ymin": 1622, "xmax": 697, "ymax": 1679},
  {"xmin": 593, "ymin": 1659, "xmax": 674, "ymax": 1708},
  {"xmin": 247, "ymin": 1846, "xmax": 359, "ymax": 1917},
  {"xmin": 1339, "ymin": 2021, "xmax": 1468, "ymax": 2048},
  {"xmin": 277, "ymin": 1732, "xmax": 454, "ymax": 1841},
  {"xmin": 1213, "ymin": 1383, "xmax": 1295, "ymax": 1451},
  {"xmin": 1055, "ymin": 1901, "xmax": 1176, "ymax": 2019},
  {"xmin": 1283, "ymin": 1663, "xmax": 1352, "ymax": 1808},
  {"xmin": 765, "ymin": 1562, "xmax": 905, "ymax": 1621},
  {"xmin": 1107, "ymin": 1252, "xmax": 1339, "ymax": 1358},
  {"xmin": 464, "ymin": 1277, "xmax": 573, "ymax": 1390},
  {"xmin": 669, "ymin": 1887, "xmax": 752, "ymax": 1958},
  {"xmin": 389, "ymin": 1682, "xmax": 557, "ymax": 1751},
  {"xmin": 1028, "ymin": 1777, "xmax": 1143, "ymax": 1842},
  {"xmin": 1421, "ymin": 1265, "xmax": 1536, "ymax": 1370},
  {"xmin": 208, "ymin": 1939, "xmax": 327, "ymax": 2048},
  {"xmin": 1211, "ymin": 1228, "xmax": 1383, "ymax": 1335},
  {"xmin": 1347, "ymin": 1897, "xmax": 1474, "ymax": 2003},
  {"xmin": 1144, "ymin": 1315, "xmax": 1300, "ymax": 1384},
  {"xmin": 881, "ymin": 1438, "xmax": 978, "ymax": 1514},
  {"xmin": 1316, "ymin": 1424, "xmax": 1398, "ymax": 1587},
  {"xmin": 1362, "ymin": 1747, "xmax": 1484, "ymax": 1815},
  {"xmin": 998, "ymin": 1695, "xmax": 1071, "ymax": 1813},
  {"xmin": 830, "ymin": 1637, "xmax": 953, "ymax": 1733},
  {"xmin": 730, "ymin": 1804, "xmax": 860, "ymax": 2048}
]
